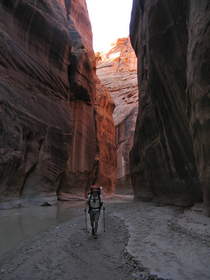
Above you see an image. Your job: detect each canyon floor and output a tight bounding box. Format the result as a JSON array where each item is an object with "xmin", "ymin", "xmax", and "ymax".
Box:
[{"xmin": 0, "ymin": 197, "xmax": 210, "ymax": 280}]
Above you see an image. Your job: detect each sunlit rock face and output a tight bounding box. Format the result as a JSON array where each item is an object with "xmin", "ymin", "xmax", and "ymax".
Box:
[
  {"xmin": 95, "ymin": 80, "xmax": 117, "ymax": 194},
  {"xmin": 0, "ymin": 0, "xmax": 98, "ymax": 205},
  {"xmin": 130, "ymin": 0, "xmax": 210, "ymax": 213},
  {"xmin": 97, "ymin": 38, "xmax": 138, "ymax": 192}
]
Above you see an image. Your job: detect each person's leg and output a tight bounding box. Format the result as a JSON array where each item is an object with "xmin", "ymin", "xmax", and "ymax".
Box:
[
  {"xmin": 89, "ymin": 211, "xmax": 95, "ymax": 235},
  {"xmin": 94, "ymin": 210, "xmax": 100, "ymax": 234}
]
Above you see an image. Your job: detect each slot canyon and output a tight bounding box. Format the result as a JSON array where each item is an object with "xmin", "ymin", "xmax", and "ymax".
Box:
[{"xmin": 0, "ymin": 1, "xmax": 210, "ymax": 280}]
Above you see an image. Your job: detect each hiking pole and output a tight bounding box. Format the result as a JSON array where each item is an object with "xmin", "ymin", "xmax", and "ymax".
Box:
[
  {"xmin": 103, "ymin": 206, "xmax": 106, "ymax": 232},
  {"xmin": 84, "ymin": 208, "xmax": 88, "ymax": 233}
]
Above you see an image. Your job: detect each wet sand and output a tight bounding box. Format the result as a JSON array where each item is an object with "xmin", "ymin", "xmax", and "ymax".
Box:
[
  {"xmin": 0, "ymin": 198, "xmax": 210, "ymax": 280},
  {"xmin": 0, "ymin": 207, "xmax": 133, "ymax": 280},
  {"xmin": 111, "ymin": 201, "xmax": 210, "ymax": 280}
]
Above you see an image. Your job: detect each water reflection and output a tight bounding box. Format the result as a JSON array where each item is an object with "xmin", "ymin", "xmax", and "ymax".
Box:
[{"xmin": 0, "ymin": 201, "xmax": 85, "ymax": 257}]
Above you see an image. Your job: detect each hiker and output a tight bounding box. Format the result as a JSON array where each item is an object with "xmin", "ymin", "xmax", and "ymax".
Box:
[{"xmin": 87, "ymin": 185, "xmax": 103, "ymax": 238}]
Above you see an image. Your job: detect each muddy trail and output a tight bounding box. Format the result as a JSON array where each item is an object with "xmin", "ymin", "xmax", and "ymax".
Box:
[
  {"xmin": 0, "ymin": 207, "xmax": 137, "ymax": 280},
  {"xmin": 0, "ymin": 199, "xmax": 210, "ymax": 280}
]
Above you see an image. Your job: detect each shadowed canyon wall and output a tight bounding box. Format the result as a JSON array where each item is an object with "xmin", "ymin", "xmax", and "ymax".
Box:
[
  {"xmin": 97, "ymin": 38, "xmax": 138, "ymax": 193},
  {"xmin": 0, "ymin": 0, "xmax": 116, "ymax": 206},
  {"xmin": 130, "ymin": 0, "xmax": 210, "ymax": 214}
]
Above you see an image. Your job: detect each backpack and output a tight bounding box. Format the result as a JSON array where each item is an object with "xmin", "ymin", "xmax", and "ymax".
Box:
[{"xmin": 89, "ymin": 192, "xmax": 101, "ymax": 209}]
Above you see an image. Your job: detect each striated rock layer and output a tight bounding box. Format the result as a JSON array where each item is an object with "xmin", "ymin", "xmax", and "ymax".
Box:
[
  {"xmin": 130, "ymin": 0, "xmax": 210, "ymax": 214},
  {"xmin": 0, "ymin": 0, "xmax": 116, "ymax": 206},
  {"xmin": 97, "ymin": 38, "xmax": 138, "ymax": 193},
  {"xmin": 95, "ymin": 80, "xmax": 117, "ymax": 194}
]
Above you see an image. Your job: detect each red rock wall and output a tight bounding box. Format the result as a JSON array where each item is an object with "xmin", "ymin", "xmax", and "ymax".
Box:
[
  {"xmin": 97, "ymin": 38, "xmax": 138, "ymax": 193},
  {"xmin": 0, "ymin": 0, "xmax": 98, "ymax": 205},
  {"xmin": 130, "ymin": 0, "xmax": 210, "ymax": 214},
  {"xmin": 95, "ymin": 80, "xmax": 116, "ymax": 194}
]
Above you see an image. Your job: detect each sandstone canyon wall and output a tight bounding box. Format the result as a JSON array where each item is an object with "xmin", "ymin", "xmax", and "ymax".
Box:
[
  {"xmin": 95, "ymin": 80, "xmax": 116, "ymax": 194},
  {"xmin": 0, "ymin": 0, "xmax": 116, "ymax": 206},
  {"xmin": 130, "ymin": 0, "xmax": 210, "ymax": 214},
  {"xmin": 97, "ymin": 38, "xmax": 138, "ymax": 192}
]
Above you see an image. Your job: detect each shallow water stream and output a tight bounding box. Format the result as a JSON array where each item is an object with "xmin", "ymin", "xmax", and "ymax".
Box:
[{"xmin": 0, "ymin": 201, "xmax": 85, "ymax": 257}]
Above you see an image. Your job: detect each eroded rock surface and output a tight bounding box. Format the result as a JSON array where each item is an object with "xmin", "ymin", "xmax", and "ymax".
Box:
[
  {"xmin": 187, "ymin": 1, "xmax": 210, "ymax": 216},
  {"xmin": 0, "ymin": 0, "xmax": 101, "ymax": 205},
  {"xmin": 130, "ymin": 0, "xmax": 210, "ymax": 214},
  {"xmin": 95, "ymin": 80, "xmax": 117, "ymax": 194},
  {"xmin": 97, "ymin": 38, "xmax": 138, "ymax": 192}
]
